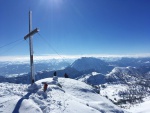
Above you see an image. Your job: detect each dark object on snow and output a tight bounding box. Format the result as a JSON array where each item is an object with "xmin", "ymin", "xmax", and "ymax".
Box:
[
  {"xmin": 58, "ymin": 83, "xmax": 62, "ymax": 88},
  {"xmin": 32, "ymin": 79, "xmax": 34, "ymax": 84},
  {"xmin": 64, "ymin": 73, "xmax": 69, "ymax": 78},
  {"xmin": 54, "ymin": 71, "xmax": 57, "ymax": 76},
  {"xmin": 43, "ymin": 83, "xmax": 48, "ymax": 92}
]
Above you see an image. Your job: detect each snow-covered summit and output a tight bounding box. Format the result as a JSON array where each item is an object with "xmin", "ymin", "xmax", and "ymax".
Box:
[
  {"xmin": 77, "ymin": 72, "xmax": 106, "ymax": 85},
  {"xmin": 106, "ymin": 67, "xmax": 142, "ymax": 84},
  {"xmin": 0, "ymin": 78, "xmax": 127, "ymax": 113}
]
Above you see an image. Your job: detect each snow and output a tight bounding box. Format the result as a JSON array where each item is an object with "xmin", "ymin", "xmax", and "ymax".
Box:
[
  {"xmin": 100, "ymin": 84, "xmax": 129, "ymax": 102},
  {"xmin": 77, "ymin": 72, "xmax": 106, "ymax": 85},
  {"xmin": 106, "ymin": 66, "xmax": 142, "ymax": 84},
  {"xmin": 0, "ymin": 78, "xmax": 127, "ymax": 113},
  {"xmin": 127, "ymin": 97, "xmax": 150, "ymax": 113}
]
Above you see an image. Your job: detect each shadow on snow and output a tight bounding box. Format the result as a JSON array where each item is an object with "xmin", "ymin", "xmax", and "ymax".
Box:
[{"xmin": 12, "ymin": 92, "xmax": 32, "ymax": 113}]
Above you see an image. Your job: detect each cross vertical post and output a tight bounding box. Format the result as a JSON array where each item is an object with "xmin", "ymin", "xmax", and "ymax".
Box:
[
  {"xmin": 24, "ymin": 11, "xmax": 39, "ymax": 84},
  {"xmin": 29, "ymin": 11, "xmax": 34, "ymax": 84}
]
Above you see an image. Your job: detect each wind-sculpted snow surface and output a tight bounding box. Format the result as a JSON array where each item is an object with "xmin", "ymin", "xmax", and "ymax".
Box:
[{"xmin": 0, "ymin": 78, "xmax": 127, "ymax": 113}]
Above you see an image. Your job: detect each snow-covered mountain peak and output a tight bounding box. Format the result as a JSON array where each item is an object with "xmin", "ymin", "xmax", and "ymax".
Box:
[
  {"xmin": 108, "ymin": 66, "xmax": 140, "ymax": 77},
  {"xmin": 91, "ymin": 72, "xmax": 100, "ymax": 76},
  {"xmin": 105, "ymin": 66, "xmax": 143, "ymax": 84},
  {"xmin": 0, "ymin": 78, "xmax": 126, "ymax": 113},
  {"xmin": 77, "ymin": 72, "xmax": 106, "ymax": 85}
]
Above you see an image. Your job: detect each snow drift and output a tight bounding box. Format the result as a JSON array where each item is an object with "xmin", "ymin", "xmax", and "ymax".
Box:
[{"xmin": 0, "ymin": 78, "xmax": 127, "ymax": 113}]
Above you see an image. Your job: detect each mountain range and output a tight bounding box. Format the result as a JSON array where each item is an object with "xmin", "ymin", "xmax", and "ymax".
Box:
[{"xmin": 0, "ymin": 56, "xmax": 150, "ymax": 112}]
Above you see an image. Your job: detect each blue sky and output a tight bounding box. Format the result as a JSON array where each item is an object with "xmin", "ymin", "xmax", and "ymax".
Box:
[{"xmin": 0, "ymin": 0, "xmax": 150, "ymax": 57}]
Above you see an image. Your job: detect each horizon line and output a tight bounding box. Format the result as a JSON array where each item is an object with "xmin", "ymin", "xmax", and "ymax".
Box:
[{"xmin": 0, "ymin": 53, "xmax": 150, "ymax": 62}]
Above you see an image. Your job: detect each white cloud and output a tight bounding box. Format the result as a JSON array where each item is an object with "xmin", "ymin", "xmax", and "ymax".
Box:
[{"xmin": 0, "ymin": 53, "xmax": 150, "ymax": 62}]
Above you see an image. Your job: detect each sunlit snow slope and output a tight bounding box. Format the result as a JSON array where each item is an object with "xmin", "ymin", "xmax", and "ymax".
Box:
[{"xmin": 0, "ymin": 78, "xmax": 127, "ymax": 113}]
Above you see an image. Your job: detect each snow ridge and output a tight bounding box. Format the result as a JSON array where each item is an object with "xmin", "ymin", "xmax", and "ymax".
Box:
[{"xmin": 0, "ymin": 78, "xmax": 126, "ymax": 113}]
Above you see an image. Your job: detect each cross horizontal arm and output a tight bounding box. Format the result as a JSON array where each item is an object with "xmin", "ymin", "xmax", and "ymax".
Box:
[{"xmin": 24, "ymin": 28, "xmax": 39, "ymax": 40}]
